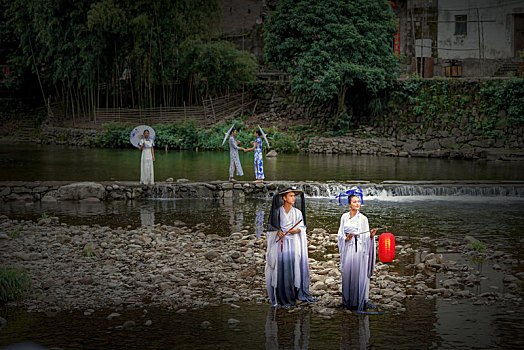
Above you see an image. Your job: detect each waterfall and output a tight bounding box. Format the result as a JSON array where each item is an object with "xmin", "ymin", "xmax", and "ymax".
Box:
[{"xmin": 303, "ymin": 182, "xmax": 524, "ymax": 199}]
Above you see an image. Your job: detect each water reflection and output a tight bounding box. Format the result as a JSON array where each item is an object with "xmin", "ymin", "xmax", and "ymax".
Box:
[
  {"xmin": 265, "ymin": 308, "xmax": 310, "ymax": 349},
  {"xmin": 340, "ymin": 314, "xmax": 370, "ymax": 350},
  {"xmin": 140, "ymin": 206, "xmax": 155, "ymax": 228},
  {"xmin": 226, "ymin": 198, "xmax": 245, "ymax": 233},
  {"xmin": 255, "ymin": 200, "xmax": 265, "ymax": 238}
]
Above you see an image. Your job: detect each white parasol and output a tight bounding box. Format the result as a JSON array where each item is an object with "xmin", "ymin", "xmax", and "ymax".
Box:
[
  {"xmin": 258, "ymin": 125, "xmax": 270, "ymax": 148},
  {"xmin": 221, "ymin": 124, "xmax": 235, "ymax": 146},
  {"xmin": 130, "ymin": 125, "xmax": 156, "ymax": 148}
]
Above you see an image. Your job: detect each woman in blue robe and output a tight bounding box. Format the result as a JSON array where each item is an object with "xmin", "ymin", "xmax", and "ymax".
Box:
[
  {"xmin": 245, "ymin": 129, "xmax": 265, "ymax": 182},
  {"xmin": 337, "ymin": 195, "xmax": 377, "ymax": 311},
  {"xmin": 265, "ymin": 187, "xmax": 316, "ymax": 307}
]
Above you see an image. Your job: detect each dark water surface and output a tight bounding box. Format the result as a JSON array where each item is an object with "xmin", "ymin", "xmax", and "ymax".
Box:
[
  {"xmin": 2, "ymin": 142, "xmax": 524, "ymax": 182},
  {"xmin": 1, "ymin": 299, "xmax": 523, "ymax": 349},
  {"xmin": 2, "ymin": 197, "xmax": 523, "ymax": 247}
]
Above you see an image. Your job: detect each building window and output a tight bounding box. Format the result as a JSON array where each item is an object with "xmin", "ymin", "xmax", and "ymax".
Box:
[{"xmin": 455, "ymin": 15, "xmax": 467, "ymax": 35}]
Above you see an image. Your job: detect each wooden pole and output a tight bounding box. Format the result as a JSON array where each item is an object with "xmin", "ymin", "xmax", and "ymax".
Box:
[{"xmin": 410, "ymin": 8, "xmax": 418, "ymax": 76}]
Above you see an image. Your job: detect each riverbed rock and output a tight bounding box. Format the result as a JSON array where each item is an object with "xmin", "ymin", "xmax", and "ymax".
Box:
[
  {"xmin": 204, "ymin": 250, "xmax": 219, "ymax": 261},
  {"xmin": 266, "ymin": 150, "xmax": 278, "ymax": 157},
  {"xmin": 107, "ymin": 312, "xmax": 121, "ymax": 320},
  {"xmin": 228, "ymin": 318, "xmax": 240, "ymax": 327},
  {"xmin": 57, "ymin": 182, "xmax": 106, "ymax": 200}
]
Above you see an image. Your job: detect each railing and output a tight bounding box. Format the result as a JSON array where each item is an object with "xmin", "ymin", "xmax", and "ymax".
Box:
[{"xmin": 92, "ymin": 93, "xmax": 256, "ymax": 127}]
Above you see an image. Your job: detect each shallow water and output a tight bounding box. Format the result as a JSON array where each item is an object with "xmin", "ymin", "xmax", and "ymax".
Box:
[
  {"xmin": 1, "ymin": 297, "xmax": 523, "ymax": 349},
  {"xmin": 2, "ymin": 143, "xmax": 524, "ymax": 182},
  {"xmin": 2, "ymin": 197, "xmax": 524, "ymax": 248}
]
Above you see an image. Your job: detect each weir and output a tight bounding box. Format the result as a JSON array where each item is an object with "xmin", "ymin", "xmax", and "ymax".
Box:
[{"xmin": 1, "ymin": 180, "xmax": 523, "ymax": 202}]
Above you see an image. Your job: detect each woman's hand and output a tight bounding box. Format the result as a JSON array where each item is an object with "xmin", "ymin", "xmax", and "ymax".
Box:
[
  {"xmin": 291, "ymin": 228, "xmax": 301, "ymax": 235},
  {"xmin": 370, "ymin": 228, "xmax": 378, "ymax": 238},
  {"xmin": 152, "ymin": 156, "xmax": 155, "ymax": 162},
  {"xmin": 277, "ymin": 230, "xmax": 284, "ymax": 239},
  {"xmin": 345, "ymin": 233, "xmax": 355, "ymax": 241}
]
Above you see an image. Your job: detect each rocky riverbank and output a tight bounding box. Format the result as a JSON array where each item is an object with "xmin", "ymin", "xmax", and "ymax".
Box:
[
  {"xmin": 1, "ymin": 216, "xmax": 522, "ymax": 318},
  {"xmin": 306, "ymin": 129, "xmax": 524, "ymax": 161}
]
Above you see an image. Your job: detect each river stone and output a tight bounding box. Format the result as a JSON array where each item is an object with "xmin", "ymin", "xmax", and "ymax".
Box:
[
  {"xmin": 442, "ymin": 278, "xmax": 459, "ymax": 288},
  {"xmin": 204, "ymin": 250, "xmax": 219, "ymax": 261},
  {"xmin": 266, "ymin": 150, "xmax": 278, "ymax": 157},
  {"xmin": 58, "ymin": 182, "xmax": 105, "ymax": 200},
  {"xmin": 123, "ymin": 320, "xmax": 136, "ymax": 328},
  {"xmin": 464, "ymin": 235, "xmax": 480, "ymax": 244},
  {"xmin": 107, "ymin": 312, "xmax": 121, "ymax": 320},
  {"xmin": 228, "ymin": 318, "xmax": 240, "ymax": 326},
  {"xmin": 201, "ymin": 321, "xmax": 211, "ymax": 329},
  {"xmin": 0, "ymin": 317, "xmax": 6, "ymax": 329},
  {"xmin": 145, "ymin": 320, "xmax": 153, "ymax": 326}
]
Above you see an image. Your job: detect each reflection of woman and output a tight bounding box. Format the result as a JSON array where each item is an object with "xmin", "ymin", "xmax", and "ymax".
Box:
[
  {"xmin": 245, "ymin": 129, "xmax": 264, "ymax": 183},
  {"xmin": 337, "ymin": 195, "xmax": 377, "ymax": 311},
  {"xmin": 139, "ymin": 130, "xmax": 155, "ymax": 185},
  {"xmin": 265, "ymin": 308, "xmax": 310, "ymax": 350},
  {"xmin": 340, "ymin": 314, "xmax": 370, "ymax": 350}
]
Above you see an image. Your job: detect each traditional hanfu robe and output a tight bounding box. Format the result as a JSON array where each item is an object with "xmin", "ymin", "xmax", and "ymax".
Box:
[
  {"xmin": 229, "ymin": 135, "xmax": 243, "ymax": 178},
  {"xmin": 266, "ymin": 206, "xmax": 316, "ymax": 307},
  {"xmin": 140, "ymin": 138, "xmax": 154, "ymax": 185},
  {"xmin": 337, "ymin": 211, "xmax": 376, "ymax": 311},
  {"xmin": 254, "ymin": 136, "xmax": 264, "ymax": 180}
]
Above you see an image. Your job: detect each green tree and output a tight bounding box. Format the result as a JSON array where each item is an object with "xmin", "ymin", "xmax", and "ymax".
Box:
[
  {"xmin": 264, "ymin": 0, "xmax": 398, "ymax": 121},
  {"xmin": 4, "ymin": 0, "xmax": 256, "ymax": 116}
]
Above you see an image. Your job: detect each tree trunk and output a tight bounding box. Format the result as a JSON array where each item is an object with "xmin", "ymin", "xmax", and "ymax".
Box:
[{"xmin": 337, "ymin": 84, "xmax": 348, "ymax": 116}]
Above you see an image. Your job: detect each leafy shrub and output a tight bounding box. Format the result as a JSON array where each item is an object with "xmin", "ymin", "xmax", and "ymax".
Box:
[{"xmin": 0, "ymin": 267, "xmax": 31, "ymax": 302}]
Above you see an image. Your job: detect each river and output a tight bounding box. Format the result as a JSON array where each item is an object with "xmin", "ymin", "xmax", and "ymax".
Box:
[
  {"xmin": 1, "ymin": 142, "xmax": 523, "ymax": 349},
  {"xmin": 1, "ymin": 143, "xmax": 524, "ymax": 181}
]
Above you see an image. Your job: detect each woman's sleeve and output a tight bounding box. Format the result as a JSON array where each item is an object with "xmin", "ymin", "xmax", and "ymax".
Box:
[
  {"xmin": 229, "ymin": 137, "xmax": 239, "ymax": 150},
  {"xmin": 337, "ymin": 214, "xmax": 346, "ymax": 252}
]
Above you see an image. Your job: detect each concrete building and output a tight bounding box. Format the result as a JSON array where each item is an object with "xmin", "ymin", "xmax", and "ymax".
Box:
[
  {"xmin": 215, "ymin": 0, "xmax": 524, "ymax": 77},
  {"xmin": 436, "ymin": 0, "xmax": 524, "ymax": 77}
]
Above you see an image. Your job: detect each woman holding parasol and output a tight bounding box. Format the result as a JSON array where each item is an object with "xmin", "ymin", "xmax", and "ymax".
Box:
[{"xmin": 130, "ymin": 125, "xmax": 156, "ymax": 185}]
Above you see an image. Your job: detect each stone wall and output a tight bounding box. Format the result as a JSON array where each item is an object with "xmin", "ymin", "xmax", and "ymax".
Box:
[
  {"xmin": 39, "ymin": 126, "xmax": 98, "ymax": 147},
  {"xmin": 307, "ymin": 126, "xmax": 524, "ymax": 161},
  {"xmin": 0, "ymin": 181, "xmax": 275, "ymax": 203}
]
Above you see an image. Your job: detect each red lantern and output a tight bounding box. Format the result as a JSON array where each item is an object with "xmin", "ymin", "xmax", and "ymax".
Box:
[{"xmin": 378, "ymin": 232, "xmax": 395, "ymax": 263}]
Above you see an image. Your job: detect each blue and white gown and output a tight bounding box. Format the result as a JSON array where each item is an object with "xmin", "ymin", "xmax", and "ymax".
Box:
[
  {"xmin": 140, "ymin": 138, "xmax": 154, "ymax": 185},
  {"xmin": 337, "ymin": 211, "xmax": 376, "ymax": 311},
  {"xmin": 254, "ymin": 136, "xmax": 264, "ymax": 180},
  {"xmin": 229, "ymin": 135, "xmax": 243, "ymax": 178},
  {"xmin": 266, "ymin": 206, "xmax": 315, "ymax": 306}
]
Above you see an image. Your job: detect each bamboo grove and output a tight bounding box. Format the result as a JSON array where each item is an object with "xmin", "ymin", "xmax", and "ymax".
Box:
[{"xmin": 2, "ymin": 0, "xmax": 258, "ymax": 119}]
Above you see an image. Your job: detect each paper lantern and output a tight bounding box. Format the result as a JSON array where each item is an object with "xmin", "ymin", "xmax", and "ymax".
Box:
[{"xmin": 378, "ymin": 232, "xmax": 395, "ymax": 263}]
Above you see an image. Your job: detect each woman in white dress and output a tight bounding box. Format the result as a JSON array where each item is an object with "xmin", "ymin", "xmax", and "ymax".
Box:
[
  {"xmin": 337, "ymin": 195, "xmax": 377, "ymax": 311},
  {"xmin": 139, "ymin": 130, "xmax": 155, "ymax": 185}
]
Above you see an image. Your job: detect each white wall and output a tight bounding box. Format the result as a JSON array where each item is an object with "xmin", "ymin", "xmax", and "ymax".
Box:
[{"xmin": 437, "ymin": 0, "xmax": 524, "ymax": 60}]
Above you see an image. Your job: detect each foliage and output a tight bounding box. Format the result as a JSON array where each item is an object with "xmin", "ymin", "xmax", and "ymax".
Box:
[
  {"xmin": 94, "ymin": 122, "xmax": 134, "ymax": 148},
  {"xmin": 480, "ymin": 79, "xmax": 524, "ymax": 125},
  {"xmin": 264, "ymin": 0, "xmax": 398, "ymax": 114},
  {"xmin": 387, "ymin": 78, "xmax": 524, "ymax": 138},
  {"xmin": 8, "ymin": 228, "xmax": 20, "ymax": 239},
  {"xmin": 0, "ymin": 267, "xmax": 31, "ymax": 302},
  {"xmin": 470, "ymin": 241, "xmax": 486, "ymax": 253},
  {"xmin": 178, "ymin": 41, "xmax": 258, "ymax": 97},
  {"xmin": 95, "ymin": 120, "xmax": 300, "ymax": 152},
  {"xmin": 3, "ymin": 0, "xmax": 255, "ymax": 113},
  {"xmin": 83, "ymin": 243, "xmax": 95, "ymax": 257},
  {"xmin": 41, "ymin": 212, "xmax": 52, "ymax": 219}
]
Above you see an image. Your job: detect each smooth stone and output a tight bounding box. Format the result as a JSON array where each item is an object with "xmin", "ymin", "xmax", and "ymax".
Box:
[
  {"xmin": 145, "ymin": 320, "xmax": 153, "ymax": 326},
  {"xmin": 107, "ymin": 312, "xmax": 121, "ymax": 320},
  {"xmin": 228, "ymin": 318, "xmax": 240, "ymax": 326}
]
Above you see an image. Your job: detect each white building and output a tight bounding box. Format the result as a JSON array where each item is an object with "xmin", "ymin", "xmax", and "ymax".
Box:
[{"xmin": 437, "ymin": 0, "xmax": 524, "ymax": 76}]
